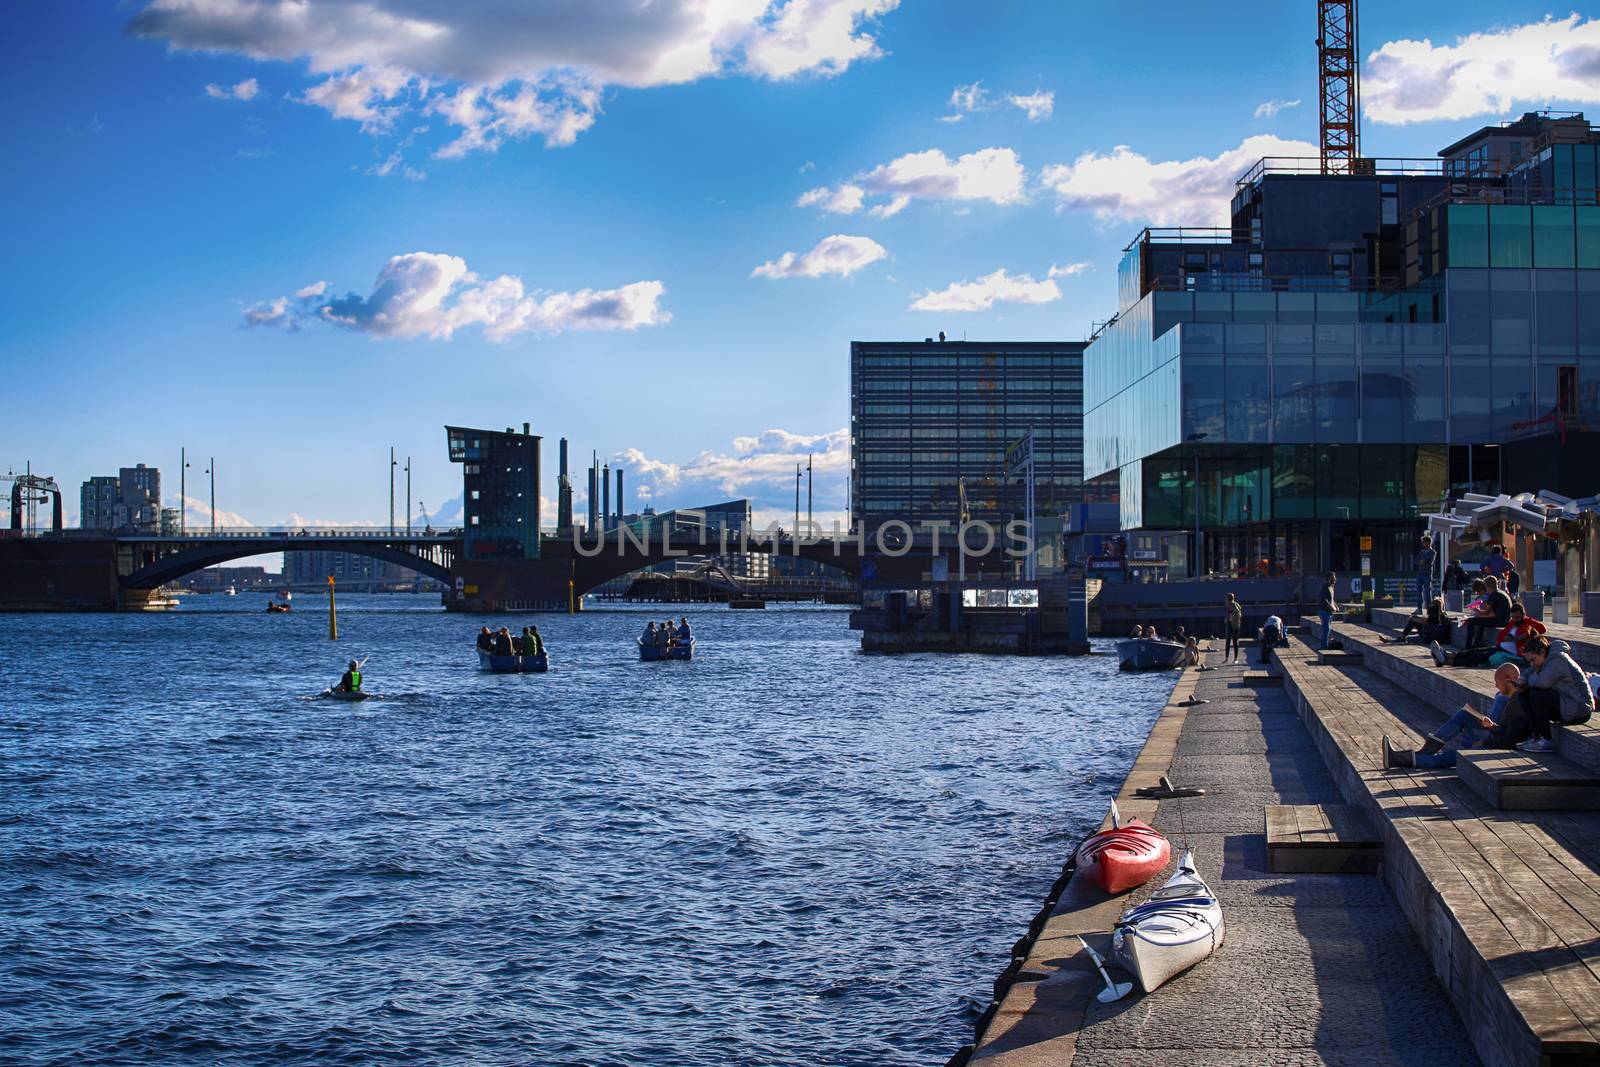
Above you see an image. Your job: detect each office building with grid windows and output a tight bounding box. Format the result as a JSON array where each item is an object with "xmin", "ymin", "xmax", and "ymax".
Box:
[
  {"xmin": 446, "ymin": 424, "xmax": 541, "ymax": 560},
  {"xmin": 1083, "ymin": 111, "xmax": 1600, "ymax": 578},
  {"xmin": 849, "ymin": 340, "xmax": 1090, "ymax": 534}
]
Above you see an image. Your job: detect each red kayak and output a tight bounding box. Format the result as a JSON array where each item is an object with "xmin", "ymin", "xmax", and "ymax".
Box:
[{"xmin": 1074, "ymin": 818, "xmax": 1172, "ymax": 894}]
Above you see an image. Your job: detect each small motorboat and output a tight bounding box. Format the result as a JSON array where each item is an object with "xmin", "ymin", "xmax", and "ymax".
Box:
[
  {"xmin": 478, "ymin": 649, "xmax": 550, "ymax": 674},
  {"xmin": 639, "ymin": 639, "xmax": 694, "ymax": 662},
  {"xmin": 1075, "ymin": 805, "xmax": 1172, "ymax": 894},
  {"xmin": 1111, "ymin": 849, "xmax": 1225, "ymax": 994},
  {"xmin": 267, "ymin": 602, "xmax": 291, "ymax": 613},
  {"xmin": 1116, "ymin": 637, "xmax": 1187, "ymax": 671},
  {"xmin": 322, "ymin": 688, "xmax": 368, "ymax": 702}
]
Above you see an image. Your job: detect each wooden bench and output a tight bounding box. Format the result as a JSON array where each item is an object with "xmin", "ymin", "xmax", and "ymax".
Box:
[
  {"xmin": 1458, "ymin": 751, "xmax": 1600, "ymax": 811},
  {"xmin": 1334, "ymin": 621, "xmax": 1600, "ymax": 780},
  {"xmin": 1273, "ymin": 634, "xmax": 1600, "ymax": 1066},
  {"xmin": 1265, "ymin": 803, "xmax": 1380, "ymax": 872}
]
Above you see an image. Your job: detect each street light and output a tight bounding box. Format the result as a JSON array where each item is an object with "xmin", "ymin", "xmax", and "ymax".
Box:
[
  {"xmin": 206, "ymin": 458, "xmax": 215, "ymax": 534},
  {"xmin": 1186, "ymin": 432, "xmax": 1209, "ymax": 578}
]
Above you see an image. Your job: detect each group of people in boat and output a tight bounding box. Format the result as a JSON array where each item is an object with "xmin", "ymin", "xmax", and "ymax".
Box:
[
  {"xmin": 476, "ymin": 624, "xmax": 545, "ymax": 658},
  {"xmin": 643, "ymin": 617, "xmax": 693, "ymax": 649}
]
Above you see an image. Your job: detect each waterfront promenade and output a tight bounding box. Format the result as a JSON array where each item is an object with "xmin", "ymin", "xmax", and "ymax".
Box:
[{"xmin": 967, "ymin": 648, "xmax": 1478, "ymax": 1066}]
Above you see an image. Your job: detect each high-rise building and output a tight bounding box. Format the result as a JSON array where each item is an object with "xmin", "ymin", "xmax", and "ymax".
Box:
[
  {"xmin": 850, "ymin": 340, "xmax": 1091, "ymax": 532},
  {"xmin": 446, "ymin": 424, "xmax": 541, "ymax": 559},
  {"xmin": 1083, "ymin": 111, "xmax": 1600, "ymax": 577},
  {"xmin": 80, "ymin": 476, "xmax": 120, "ymax": 530},
  {"xmin": 118, "ymin": 464, "xmax": 162, "ymax": 533}
]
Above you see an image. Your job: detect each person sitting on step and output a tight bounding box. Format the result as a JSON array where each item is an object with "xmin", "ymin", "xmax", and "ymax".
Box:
[
  {"xmin": 1386, "ymin": 596, "xmax": 1452, "ymax": 645},
  {"xmin": 1436, "ymin": 601, "xmax": 1542, "ymax": 668},
  {"xmin": 1455, "ymin": 575, "xmax": 1510, "ymax": 656},
  {"xmin": 1383, "ymin": 663, "xmax": 1518, "ymax": 768},
  {"xmin": 1511, "ymin": 635, "xmax": 1596, "ymax": 754},
  {"xmin": 1257, "ymin": 614, "xmax": 1285, "ymax": 665}
]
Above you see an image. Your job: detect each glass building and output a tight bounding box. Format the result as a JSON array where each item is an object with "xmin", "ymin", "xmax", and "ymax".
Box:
[
  {"xmin": 446, "ymin": 424, "xmax": 541, "ymax": 559},
  {"xmin": 850, "ymin": 340, "xmax": 1091, "ymax": 532},
  {"xmin": 1083, "ymin": 112, "xmax": 1600, "ymax": 576}
]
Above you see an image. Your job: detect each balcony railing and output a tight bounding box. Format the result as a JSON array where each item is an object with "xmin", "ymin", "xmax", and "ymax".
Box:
[{"xmin": 1122, "ymin": 227, "xmax": 1245, "ymax": 252}]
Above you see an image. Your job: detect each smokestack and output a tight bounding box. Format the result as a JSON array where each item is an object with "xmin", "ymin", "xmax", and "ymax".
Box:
[
  {"xmin": 601, "ymin": 462, "xmax": 610, "ymax": 530},
  {"xmin": 587, "ymin": 466, "xmax": 597, "ymax": 529},
  {"xmin": 523, "ymin": 422, "xmax": 530, "ymax": 436},
  {"xmin": 559, "ymin": 438, "xmax": 568, "ymax": 477},
  {"xmin": 615, "ymin": 468, "xmax": 624, "ymax": 524}
]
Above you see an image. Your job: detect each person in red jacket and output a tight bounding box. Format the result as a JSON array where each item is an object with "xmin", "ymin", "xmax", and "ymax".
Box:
[{"xmin": 1447, "ymin": 602, "xmax": 1544, "ymax": 668}]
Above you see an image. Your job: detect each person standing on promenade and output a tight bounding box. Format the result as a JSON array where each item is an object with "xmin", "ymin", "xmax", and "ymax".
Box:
[
  {"xmin": 1383, "ymin": 663, "xmax": 1519, "ymax": 768},
  {"xmin": 1224, "ymin": 592, "xmax": 1243, "ymax": 662},
  {"xmin": 1480, "ymin": 544, "xmax": 1512, "ymax": 582},
  {"xmin": 1511, "ymin": 635, "xmax": 1595, "ymax": 753},
  {"xmin": 1318, "ymin": 572, "xmax": 1338, "ymax": 650},
  {"xmin": 1414, "ymin": 535, "xmax": 1436, "ymax": 608}
]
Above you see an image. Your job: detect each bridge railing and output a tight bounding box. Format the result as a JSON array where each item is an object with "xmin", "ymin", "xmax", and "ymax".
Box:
[{"xmin": 116, "ymin": 526, "xmax": 463, "ymax": 541}]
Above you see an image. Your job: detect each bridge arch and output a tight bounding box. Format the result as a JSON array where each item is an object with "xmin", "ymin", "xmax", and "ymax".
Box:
[{"xmin": 122, "ymin": 538, "xmax": 454, "ymax": 590}]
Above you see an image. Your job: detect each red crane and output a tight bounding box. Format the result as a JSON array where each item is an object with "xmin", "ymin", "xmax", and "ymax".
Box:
[{"xmin": 1317, "ymin": 0, "xmax": 1360, "ymax": 175}]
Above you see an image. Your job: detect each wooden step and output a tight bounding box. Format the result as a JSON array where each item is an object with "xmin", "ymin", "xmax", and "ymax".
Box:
[
  {"xmin": 1315, "ymin": 649, "xmax": 1361, "ymax": 665},
  {"xmin": 1239, "ymin": 670, "xmax": 1283, "ymax": 687},
  {"xmin": 1457, "ymin": 750, "xmax": 1600, "ymax": 811},
  {"xmin": 1265, "ymin": 803, "xmax": 1381, "ymax": 873}
]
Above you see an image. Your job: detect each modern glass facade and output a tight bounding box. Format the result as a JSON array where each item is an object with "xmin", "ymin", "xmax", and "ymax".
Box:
[
  {"xmin": 446, "ymin": 425, "xmax": 541, "ymax": 559},
  {"xmin": 850, "ymin": 341, "xmax": 1087, "ymax": 531},
  {"xmin": 1083, "ymin": 112, "xmax": 1600, "ymax": 574}
]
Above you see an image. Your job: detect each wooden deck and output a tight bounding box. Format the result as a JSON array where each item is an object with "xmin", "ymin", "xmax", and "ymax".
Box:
[{"xmin": 1274, "ymin": 629, "xmax": 1600, "ymax": 1066}]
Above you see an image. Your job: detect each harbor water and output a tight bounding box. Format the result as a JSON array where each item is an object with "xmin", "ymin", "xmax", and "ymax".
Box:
[{"xmin": 1, "ymin": 596, "xmax": 1172, "ymax": 1065}]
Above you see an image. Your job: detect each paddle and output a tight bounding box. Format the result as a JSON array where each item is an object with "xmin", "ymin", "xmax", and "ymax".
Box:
[{"xmin": 1077, "ymin": 936, "xmax": 1132, "ymax": 1003}]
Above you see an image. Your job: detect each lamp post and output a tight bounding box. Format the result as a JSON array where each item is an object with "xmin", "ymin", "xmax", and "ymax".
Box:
[
  {"xmin": 1186, "ymin": 432, "xmax": 1209, "ymax": 578},
  {"xmin": 180, "ymin": 447, "xmax": 187, "ymax": 537},
  {"xmin": 404, "ymin": 456, "xmax": 411, "ymax": 533},
  {"xmin": 389, "ymin": 447, "xmax": 397, "ymax": 537},
  {"xmin": 206, "ymin": 458, "xmax": 215, "ymax": 534}
]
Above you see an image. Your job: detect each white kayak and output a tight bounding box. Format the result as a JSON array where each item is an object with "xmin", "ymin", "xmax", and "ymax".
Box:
[{"xmin": 1110, "ymin": 849, "xmax": 1224, "ymax": 993}]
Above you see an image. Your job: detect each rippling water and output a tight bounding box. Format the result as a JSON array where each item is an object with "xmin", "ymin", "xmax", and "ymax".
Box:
[{"xmin": 0, "ymin": 595, "xmax": 1173, "ymax": 1065}]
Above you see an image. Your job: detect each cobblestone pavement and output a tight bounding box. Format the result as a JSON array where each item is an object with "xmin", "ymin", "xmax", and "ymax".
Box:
[{"xmin": 1071, "ymin": 651, "xmax": 1479, "ymax": 1067}]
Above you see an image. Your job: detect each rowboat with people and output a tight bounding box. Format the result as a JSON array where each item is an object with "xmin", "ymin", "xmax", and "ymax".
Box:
[
  {"xmin": 479, "ymin": 649, "xmax": 550, "ymax": 673},
  {"xmin": 638, "ymin": 616, "xmax": 695, "ymax": 661}
]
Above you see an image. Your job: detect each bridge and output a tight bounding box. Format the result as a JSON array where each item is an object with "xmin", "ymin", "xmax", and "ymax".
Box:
[
  {"xmin": 115, "ymin": 527, "xmax": 458, "ymax": 589},
  {"xmin": 2, "ymin": 521, "xmax": 1002, "ymax": 612}
]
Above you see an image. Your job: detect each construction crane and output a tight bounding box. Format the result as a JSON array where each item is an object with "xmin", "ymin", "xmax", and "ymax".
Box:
[
  {"xmin": 1316, "ymin": 0, "xmax": 1360, "ymax": 175},
  {"xmin": 0, "ymin": 469, "xmax": 64, "ymax": 534}
]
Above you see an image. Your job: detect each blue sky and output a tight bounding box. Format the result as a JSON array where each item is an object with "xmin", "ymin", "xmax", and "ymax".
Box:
[{"xmin": 5, "ymin": 1, "xmax": 1600, "ymax": 530}]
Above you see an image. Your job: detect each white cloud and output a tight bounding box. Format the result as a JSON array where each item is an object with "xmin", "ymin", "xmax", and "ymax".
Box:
[
  {"xmin": 1038, "ymin": 133, "xmax": 1318, "ymax": 226},
  {"xmin": 246, "ymin": 252, "xmax": 670, "ymax": 341},
  {"xmin": 752, "ymin": 234, "xmax": 887, "ymax": 279},
  {"xmin": 947, "ymin": 80, "xmax": 992, "ymax": 114},
  {"xmin": 797, "ymin": 183, "xmax": 865, "ymax": 213},
  {"xmin": 1047, "ymin": 261, "xmax": 1093, "ymax": 278},
  {"xmin": 131, "ymin": 0, "xmax": 899, "ymax": 153},
  {"xmin": 800, "ymin": 147, "xmax": 1026, "ymax": 216},
  {"xmin": 367, "ymin": 151, "xmax": 426, "ymax": 180},
  {"xmin": 909, "ymin": 268, "xmax": 1060, "ymax": 313},
  {"xmin": 1007, "ymin": 90, "xmax": 1053, "ymax": 122},
  {"xmin": 205, "ymin": 77, "xmax": 258, "ymax": 101},
  {"xmin": 302, "ymin": 65, "xmax": 413, "ymax": 133},
  {"xmin": 1253, "ymin": 97, "xmax": 1300, "ymax": 119},
  {"xmin": 615, "ymin": 427, "xmax": 849, "ymax": 515},
  {"xmin": 180, "ymin": 495, "xmax": 256, "ymax": 530},
  {"xmin": 1366, "ymin": 15, "xmax": 1600, "ymax": 125},
  {"xmin": 936, "ymin": 113, "xmax": 965, "ymax": 124},
  {"xmin": 799, "ymin": 159, "xmax": 815, "ymax": 173}
]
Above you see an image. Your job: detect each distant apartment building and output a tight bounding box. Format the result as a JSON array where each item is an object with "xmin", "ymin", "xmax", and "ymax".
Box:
[
  {"xmin": 446, "ymin": 424, "xmax": 541, "ymax": 559},
  {"xmin": 80, "ymin": 476, "xmax": 120, "ymax": 530},
  {"xmin": 78, "ymin": 463, "xmax": 163, "ymax": 532},
  {"xmin": 849, "ymin": 340, "xmax": 1094, "ymax": 532},
  {"xmin": 119, "ymin": 464, "xmax": 161, "ymax": 532},
  {"xmin": 284, "ymin": 550, "xmax": 431, "ymax": 590}
]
